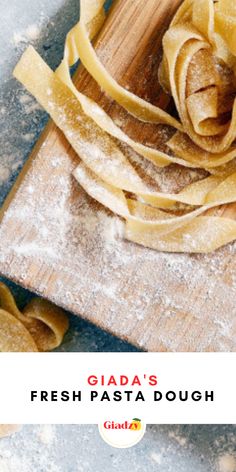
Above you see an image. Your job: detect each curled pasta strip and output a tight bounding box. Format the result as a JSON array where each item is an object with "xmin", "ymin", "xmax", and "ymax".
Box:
[
  {"xmin": 13, "ymin": 0, "xmax": 236, "ymax": 253},
  {"xmin": 0, "ymin": 283, "xmax": 69, "ymax": 352}
]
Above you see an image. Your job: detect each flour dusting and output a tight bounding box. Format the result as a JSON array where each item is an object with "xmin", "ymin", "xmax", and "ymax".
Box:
[
  {"xmin": 150, "ymin": 452, "xmax": 162, "ymax": 464},
  {"xmin": 1, "ymin": 0, "xmax": 236, "ymax": 352},
  {"xmin": 168, "ymin": 430, "xmax": 187, "ymax": 447},
  {"xmin": 0, "ymin": 424, "xmax": 234, "ymax": 472}
]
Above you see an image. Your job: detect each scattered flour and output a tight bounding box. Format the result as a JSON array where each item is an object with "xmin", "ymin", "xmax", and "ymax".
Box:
[
  {"xmin": 25, "ymin": 24, "xmax": 40, "ymax": 41},
  {"xmin": 150, "ymin": 451, "xmax": 162, "ymax": 464},
  {"xmin": 168, "ymin": 431, "xmax": 187, "ymax": 447},
  {"xmin": 1, "ymin": 8, "xmax": 236, "ymax": 353},
  {"xmin": 0, "ymin": 155, "xmax": 23, "ymax": 185},
  {"xmin": 0, "ymin": 458, "xmax": 10, "ymax": 472},
  {"xmin": 0, "ymin": 146, "xmax": 236, "ymax": 351},
  {"xmin": 0, "ymin": 426, "xmax": 21, "ymax": 439},
  {"xmin": 22, "ymin": 133, "xmax": 36, "ymax": 142}
]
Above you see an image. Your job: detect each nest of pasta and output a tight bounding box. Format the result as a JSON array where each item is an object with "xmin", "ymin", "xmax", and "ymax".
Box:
[{"xmin": 14, "ymin": 0, "xmax": 236, "ymax": 253}]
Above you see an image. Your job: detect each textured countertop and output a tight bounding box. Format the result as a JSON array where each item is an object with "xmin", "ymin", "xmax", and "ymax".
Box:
[{"xmin": 0, "ymin": 424, "xmax": 235, "ymax": 471}]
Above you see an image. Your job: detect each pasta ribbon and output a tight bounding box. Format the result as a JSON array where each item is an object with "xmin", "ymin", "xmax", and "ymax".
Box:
[
  {"xmin": 0, "ymin": 425, "xmax": 21, "ymax": 438},
  {"xmin": 0, "ymin": 283, "xmax": 69, "ymax": 352},
  {"xmin": 13, "ymin": 0, "xmax": 236, "ymax": 253}
]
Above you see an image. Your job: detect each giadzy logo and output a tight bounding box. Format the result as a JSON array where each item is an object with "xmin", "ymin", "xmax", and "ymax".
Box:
[
  {"xmin": 104, "ymin": 418, "xmax": 142, "ymax": 430},
  {"xmin": 99, "ymin": 418, "xmax": 146, "ymax": 448}
]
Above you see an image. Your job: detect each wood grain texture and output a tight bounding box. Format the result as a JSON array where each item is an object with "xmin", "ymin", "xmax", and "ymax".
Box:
[{"xmin": 0, "ymin": 0, "xmax": 236, "ymax": 352}]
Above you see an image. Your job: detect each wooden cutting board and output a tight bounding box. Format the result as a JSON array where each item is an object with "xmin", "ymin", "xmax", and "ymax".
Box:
[{"xmin": 0, "ymin": 0, "xmax": 236, "ymax": 352}]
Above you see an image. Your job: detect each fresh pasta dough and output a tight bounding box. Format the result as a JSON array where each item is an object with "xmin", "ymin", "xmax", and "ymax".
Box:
[
  {"xmin": 0, "ymin": 283, "xmax": 69, "ymax": 352},
  {"xmin": 13, "ymin": 0, "xmax": 236, "ymax": 253}
]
